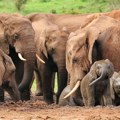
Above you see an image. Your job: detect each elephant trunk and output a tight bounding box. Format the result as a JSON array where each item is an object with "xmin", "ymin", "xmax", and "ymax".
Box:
[
  {"xmin": 18, "ymin": 50, "xmax": 35, "ymax": 92},
  {"xmin": 89, "ymin": 68, "xmax": 106, "ymax": 86},
  {"xmin": 57, "ymin": 66, "xmax": 67, "ymax": 103}
]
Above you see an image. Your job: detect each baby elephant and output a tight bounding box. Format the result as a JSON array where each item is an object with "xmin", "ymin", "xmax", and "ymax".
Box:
[
  {"xmin": 0, "ymin": 49, "xmax": 20, "ymax": 102},
  {"xmin": 81, "ymin": 59, "xmax": 114, "ymax": 106},
  {"xmin": 59, "ymin": 85, "xmax": 84, "ymax": 106},
  {"xmin": 110, "ymin": 72, "xmax": 120, "ymax": 106}
]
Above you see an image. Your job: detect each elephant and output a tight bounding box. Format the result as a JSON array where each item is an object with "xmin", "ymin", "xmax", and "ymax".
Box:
[
  {"xmin": 110, "ymin": 72, "xmax": 120, "ymax": 106},
  {"xmin": 81, "ymin": 59, "xmax": 114, "ymax": 106},
  {"xmin": 27, "ymin": 13, "xmax": 69, "ymax": 104},
  {"xmin": 58, "ymin": 85, "xmax": 84, "ymax": 106},
  {"xmin": 0, "ymin": 13, "xmax": 41, "ymax": 100},
  {"xmin": 64, "ymin": 15, "xmax": 120, "ymax": 104},
  {"xmin": 0, "ymin": 49, "xmax": 20, "ymax": 102}
]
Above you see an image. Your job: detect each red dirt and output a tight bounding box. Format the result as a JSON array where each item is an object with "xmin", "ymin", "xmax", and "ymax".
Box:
[{"xmin": 1, "ymin": 92, "xmax": 120, "ymax": 120}]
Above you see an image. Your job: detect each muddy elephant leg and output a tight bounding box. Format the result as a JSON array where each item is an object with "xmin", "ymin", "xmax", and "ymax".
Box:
[
  {"xmin": 103, "ymin": 81, "xmax": 112, "ymax": 106},
  {"xmin": 5, "ymin": 74, "xmax": 20, "ymax": 102},
  {"xmin": 41, "ymin": 65, "xmax": 54, "ymax": 104},
  {"xmin": 0, "ymin": 87, "xmax": 4, "ymax": 102},
  {"xmin": 34, "ymin": 71, "xmax": 43, "ymax": 96},
  {"xmin": 87, "ymin": 86, "xmax": 95, "ymax": 106},
  {"xmin": 56, "ymin": 68, "xmax": 67, "ymax": 104},
  {"xmin": 81, "ymin": 91, "xmax": 88, "ymax": 106}
]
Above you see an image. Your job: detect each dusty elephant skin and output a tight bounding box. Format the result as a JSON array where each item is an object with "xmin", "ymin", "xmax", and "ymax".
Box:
[
  {"xmin": 0, "ymin": 14, "xmax": 36, "ymax": 101},
  {"xmin": 81, "ymin": 59, "xmax": 114, "ymax": 106},
  {"xmin": 110, "ymin": 72, "xmax": 120, "ymax": 106},
  {"xmin": 59, "ymin": 85, "xmax": 84, "ymax": 106},
  {"xmin": 65, "ymin": 15, "xmax": 120, "ymax": 104},
  {"xmin": 0, "ymin": 49, "xmax": 20, "ymax": 102},
  {"xmin": 27, "ymin": 13, "xmax": 69, "ymax": 104}
]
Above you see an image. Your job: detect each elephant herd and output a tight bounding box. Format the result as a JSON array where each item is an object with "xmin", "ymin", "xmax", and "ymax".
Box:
[{"xmin": 0, "ymin": 10, "xmax": 120, "ymax": 107}]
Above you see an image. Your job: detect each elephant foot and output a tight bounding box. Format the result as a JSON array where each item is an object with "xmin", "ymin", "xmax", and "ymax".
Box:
[
  {"xmin": 35, "ymin": 90, "xmax": 43, "ymax": 96},
  {"xmin": 44, "ymin": 94, "xmax": 54, "ymax": 104},
  {"xmin": 0, "ymin": 87, "xmax": 4, "ymax": 102},
  {"xmin": 20, "ymin": 89, "xmax": 30, "ymax": 101}
]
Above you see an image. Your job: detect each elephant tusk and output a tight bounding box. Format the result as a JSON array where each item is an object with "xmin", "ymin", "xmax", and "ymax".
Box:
[
  {"xmin": 64, "ymin": 81, "xmax": 80, "ymax": 99},
  {"xmin": 36, "ymin": 54, "xmax": 45, "ymax": 64},
  {"xmin": 18, "ymin": 53, "xmax": 26, "ymax": 61}
]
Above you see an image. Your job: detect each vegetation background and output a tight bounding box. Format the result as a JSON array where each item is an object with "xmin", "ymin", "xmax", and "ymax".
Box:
[
  {"xmin": 1, "ymin": 0, "xmax": 119, "ymax": 91},
  {"xmin": 0, "ymin": 0, "xmax": 120, "ymax": 14}
]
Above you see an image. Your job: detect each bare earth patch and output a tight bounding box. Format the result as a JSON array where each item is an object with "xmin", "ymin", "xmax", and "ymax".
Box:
[{"xmin": 0, "ymin": 93, "xmax": 120, "ymax": 120}]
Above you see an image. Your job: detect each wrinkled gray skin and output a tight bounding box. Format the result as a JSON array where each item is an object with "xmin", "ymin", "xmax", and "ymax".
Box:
[
  {"xmin": 59, "ymin": 85, "xmax": 83, "ymax": 106},
  {"xmin": 81, "ymin": 59, "xmax": 114, "ymax": 106},
  {"xmin": 0, "ymin": 14, "xmax": 36, "ymax": 100},
  {"xmin": 27, "ymin": 13, "xmax": 69, "ymax": 104},
  {"xmin": 110, "ymin": 72, "xmax": 120, "ymax": 106},
  {"xmin": 0, "ymin": 49, "xmax": 20, "ymax": 102}
]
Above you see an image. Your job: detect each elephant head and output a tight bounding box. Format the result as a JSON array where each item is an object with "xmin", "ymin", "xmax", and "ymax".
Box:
[
  {"xmin": 38, "ymin": 25, "xmax": 69, "ymax": 62},
  {"xmin": 0, "ymin": 14, "xmax": 36, "ymax": 99},
  {"xmin": 0, "ymin": 49, "xmax": 15, "ymax": 85},
  {"xmin": 64, "ymin": 27, "xmax": 100, "ymax": 99},
  {"xmin": 110, "ymin": 72, "xmax": 120, "ymax": 99},
  {"xmin": 0, "ymin": 49, "xmax": 20, "ymax": 102},
  {"xmin": 89, "ymin": 59, "xmax": 114, "ymax": 86}
]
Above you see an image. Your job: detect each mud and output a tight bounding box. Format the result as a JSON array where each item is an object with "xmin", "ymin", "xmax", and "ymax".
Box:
[{"xmin": 0, "ymin": 92, "xmax": 120, "ymax": 120}]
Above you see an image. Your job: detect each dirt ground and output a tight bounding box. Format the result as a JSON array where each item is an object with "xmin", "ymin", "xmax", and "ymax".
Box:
[{"xmin": 1, "ymin": 92, "xmax": 120, "ymax": 120}]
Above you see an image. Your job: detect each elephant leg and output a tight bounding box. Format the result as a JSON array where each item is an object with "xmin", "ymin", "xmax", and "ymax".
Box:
[
  {"xmin": 41, "ymin": 65, "xmax": 54, "ymax": 104},
  {"xmin": 87, "ymin": 86, "xmax": 95, "ymax": 106},
  {"xmin": 0, "ymin": 86, "xmax": 4, "ymax": 102},
  {"xmin": 81, "ymin": 83, "xmax": 88, "ymax": 106},
  {"xmin": 103, "ymin": 82, "xmax": 112, "ymax": 106},
  {"xmin": 5, "ymin": 85, "xmax": 20, "ymax": 102},
  {"xmin": 56, "ymin": 68, "xmax": 67, "ymax": 104},
  {"xmin": 5, "ymin": 77, "xmax": 20, "ymax": 102}
]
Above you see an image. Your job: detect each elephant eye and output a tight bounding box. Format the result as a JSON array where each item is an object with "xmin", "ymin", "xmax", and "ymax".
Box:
[
  {"xmin": 72, "ymin": 58, "xmax": 78, "ymax": 63},
  {"xmin": 13, "ymin": 33, "xmax": 19, "ymax": 40}
]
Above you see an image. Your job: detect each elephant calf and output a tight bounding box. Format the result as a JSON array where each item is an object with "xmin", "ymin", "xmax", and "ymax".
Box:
[
  {"xmin": 110, "ymin": 72, "xmax": 120, "ymax": 106},
  {"xmin": 0, "ymin": 49, "xmax": 20, "ymax": 102},
  {"xmin": 59, "ymin": 85, "xmax": 84, "ymax": 106},
  {"xmin": 81, "ymin": 59, "xmax": 114, "ymax": 106}
]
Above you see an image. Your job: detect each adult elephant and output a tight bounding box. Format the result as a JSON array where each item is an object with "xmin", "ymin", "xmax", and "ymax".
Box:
[
  {"xmin": 64, "ymin": 15, "xmax": 120, "ymax": 104},
  {"xmin": 27, "ymin": 13, "xmax": 69, "ymax": 104},
  {"xmin": 0, "ymin": 14, "xmax": 39, "ymax": 100}
]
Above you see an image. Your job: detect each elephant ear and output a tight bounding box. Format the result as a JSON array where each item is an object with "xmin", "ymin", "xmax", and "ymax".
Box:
[
  {"xmin": 85, "ymin": 27, "xmax": 100, "ymax": 64},
  {"xmin": 39, "ymin": 29, "xmax": 48, "ymax": 58},
  {"xmin": 89, "ymin": 62, "xmax": 98, "ymax": 79}
]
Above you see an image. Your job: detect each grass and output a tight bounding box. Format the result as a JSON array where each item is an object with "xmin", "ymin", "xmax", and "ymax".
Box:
[{"xmin": 0, "ymin": 0, "xmax": 113, "ymax": 15}]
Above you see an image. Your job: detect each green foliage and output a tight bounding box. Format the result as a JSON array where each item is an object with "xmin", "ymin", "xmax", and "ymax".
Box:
[
  {"xmin": 0, "ymin": 0, "xmax": 119, "ymax": 14},
  {"xmin": 107, "ymin": 0, "xmax": 120, "ymax": 10},
  {"xmin": 15, "ymin": 0, "xmax": 28, "ymax": 11}
]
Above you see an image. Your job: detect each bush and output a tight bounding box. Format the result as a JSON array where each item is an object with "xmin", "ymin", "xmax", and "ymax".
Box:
[
  {"xmin": 107, "ymin": 0, "xmax": 120, "ymax": 10},
  {"xmin": 15, "ymin": 0, "xmax": 28, "ymax": 11}
]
